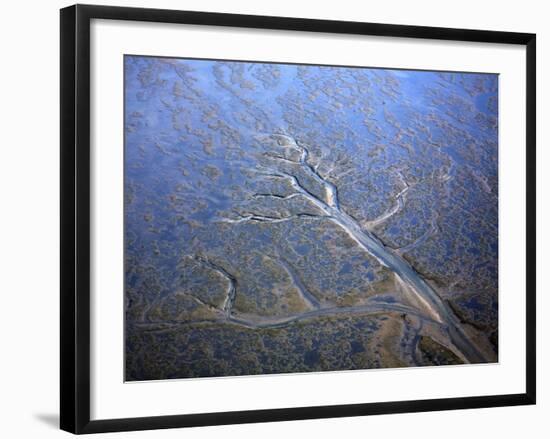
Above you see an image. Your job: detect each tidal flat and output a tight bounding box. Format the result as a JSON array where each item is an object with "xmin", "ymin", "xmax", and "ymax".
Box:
[{"xmin": 124, "ymin": 56, "xmax": 498, "ymax": 381}]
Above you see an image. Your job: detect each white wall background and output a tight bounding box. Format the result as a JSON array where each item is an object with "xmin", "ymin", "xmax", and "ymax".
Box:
[{"xmin": 0, "ymin": 0, "xmax": 546, "ymax": 437}]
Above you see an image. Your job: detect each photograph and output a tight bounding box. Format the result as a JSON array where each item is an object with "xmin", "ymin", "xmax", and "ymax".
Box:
[{"xmin": 124, "ymin": 56, "xmax": 499, "ymax": 381}]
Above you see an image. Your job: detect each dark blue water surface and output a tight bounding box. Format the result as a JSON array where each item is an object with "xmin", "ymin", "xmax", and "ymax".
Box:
[{"xmin": 124, "ymin": 56, "xmax": 499, "ymax": 379}]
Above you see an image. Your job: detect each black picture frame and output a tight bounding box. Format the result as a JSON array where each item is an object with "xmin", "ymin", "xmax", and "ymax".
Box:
[{"xmin": 60, "ymin": 4, "xmax": 536, "ymax": 434}]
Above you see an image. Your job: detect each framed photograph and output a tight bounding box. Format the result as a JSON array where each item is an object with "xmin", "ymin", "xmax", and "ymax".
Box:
[{"xmin": 60, "ymin": 4, "xmax": 536, "ymax": 434}]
